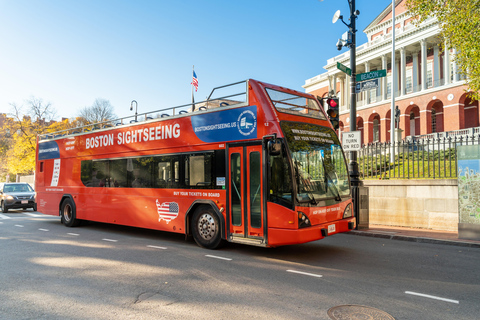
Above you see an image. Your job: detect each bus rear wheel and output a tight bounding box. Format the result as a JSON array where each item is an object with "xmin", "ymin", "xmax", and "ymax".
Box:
[
  {"xmin": 61, "ymin": 198, "xmax": 81, "ymax": 227},
  {"xmin": 192, "ymin": 205, "xmax": 223, "ymax": 249}
]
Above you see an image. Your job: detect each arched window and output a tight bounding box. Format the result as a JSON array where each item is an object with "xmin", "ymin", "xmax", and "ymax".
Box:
[
  {"xmin": 373, "ymin": 119, "xmax": 380, "ymax": 142},
  {"xmin": 431, "ymin": 109, "xmax": 437, "ymax": 133}
]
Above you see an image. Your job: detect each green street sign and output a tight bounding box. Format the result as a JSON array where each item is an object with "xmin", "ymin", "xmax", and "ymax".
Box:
[
  {"xmin": 356, "ymin": 69, "xmax": 387, "ymax": 82},
  {"xmin": 337, "ymin": 62, "xmax": 351, "ymax": 76}
]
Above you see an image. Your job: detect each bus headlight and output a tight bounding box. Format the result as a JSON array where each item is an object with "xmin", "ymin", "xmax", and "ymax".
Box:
[
  {"xmin": 343, "ymin": 203, "xmax": 352, "ymax": 218},
  {"xmin": 298, "ymin": 211, "xmax": 311, "ymax": 228}
]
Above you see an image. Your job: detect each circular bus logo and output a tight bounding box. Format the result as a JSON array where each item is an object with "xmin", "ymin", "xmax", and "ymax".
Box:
[{"xmin": 237, "ymin": 110, "xmax": 256, "ymax": 136}]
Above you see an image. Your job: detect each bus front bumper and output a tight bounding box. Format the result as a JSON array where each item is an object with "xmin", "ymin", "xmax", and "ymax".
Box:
[{"xmin": 267, "ymin": 217, "xmax": 356, "ymax": 247}]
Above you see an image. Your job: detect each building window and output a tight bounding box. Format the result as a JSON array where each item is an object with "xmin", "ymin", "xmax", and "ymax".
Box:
[
  {"xmin": 427, "ymin": 61, "xmax": 433, "ymax": 88},
  {"xmin": 406, "ymin": 68, "xmax": 413, "ymax": 93},
  {"xmin": 373, "ymin": 119, "xmax": 380, "ymax": 142},
  {"xmin": 431, "ymin": 109, "xmax": 437, "ymax": 133},
  {"xmin": 387, "ymin": 75, "xmax": 392, "ymax": 98},
  {"xmin": 369, "ymin": 88, "xmax": 376, "ymax": 103}
]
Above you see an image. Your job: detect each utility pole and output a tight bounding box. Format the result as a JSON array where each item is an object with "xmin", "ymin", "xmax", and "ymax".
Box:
[{"xmin": 333, "ymin": 0, "xmax": 361, "ymax": 228}]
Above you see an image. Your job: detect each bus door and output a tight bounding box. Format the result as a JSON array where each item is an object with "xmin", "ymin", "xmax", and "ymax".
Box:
[{"xmin": 228, "ymin": 144, "xmax": 265, "ymax": 244}]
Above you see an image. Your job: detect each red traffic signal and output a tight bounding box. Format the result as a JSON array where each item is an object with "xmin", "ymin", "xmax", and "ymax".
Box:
[{"xmin": 326, "ymin": 97, "xmax": 339, "ymax": 130}]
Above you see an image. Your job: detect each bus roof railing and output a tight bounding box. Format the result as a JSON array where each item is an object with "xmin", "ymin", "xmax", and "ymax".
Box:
[{"xmin": 38, "ymin": 80, "xmax": 249, "ymax": 141}]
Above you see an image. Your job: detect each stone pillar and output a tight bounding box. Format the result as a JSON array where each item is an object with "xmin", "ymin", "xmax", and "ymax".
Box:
[
  {"xmin": 382, "ymin": 54, "xmax": 387, "ymax": 101},
  {"xmin": 421, "ymin": 40, "xmax": 427, "ymax": 91},
  {"xmin": 340, "ymin": 76, "xmax": 345, "ymax": 110},
  {"xmin": 400, "ymin": 47, "xmax": 406, "ymax": 96},
  {"xmin": 412, "ymin": 51, "xmax": 419, "ymax": 92},
  {"xmin": 333, "ymin": 74, "xmax": 337, "ymax": 95},
  {"xmin": 394, "ymin": 57, "xmax": 400, "ymax": 96},
  {"xmin": 420, "ymin": 109, "xmax": 430, "ymax": 135},
  {"xmin": 452, "ymin": 48, "xmax": 459, "ymax": 82},
  {"xmin": 444, "ymin": 42, "xmax": 450, "ymax": 85},
  {"xmin": 434, "ymin": 44, "xmax": 440, "ymax": 87},
  {"xmin": 365, "ymin": 61, "xmax": 370, "ymax": 105}
]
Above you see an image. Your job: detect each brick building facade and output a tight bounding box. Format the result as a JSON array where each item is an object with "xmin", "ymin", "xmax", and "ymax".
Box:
[{"xmin": 303, "ymin": 0, "xmax": 478, "ymax": 145}]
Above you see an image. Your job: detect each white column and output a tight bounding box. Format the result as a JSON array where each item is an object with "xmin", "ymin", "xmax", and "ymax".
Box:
[
  {"xmin": 412, "ymin": 51, "xmax": 419, "ymax": 92},
  {"xmin": 421, "ymin": 39, "xmax": 427, "ymax": 90},
  {"xmin": 340, "ymin": 76, "xmax": 345, "ymax": 110},
  {"xmin": 433, "ymin": 44, "xmax": 440, "ymax": 87},
  {"xmin": 452, "ymin": 48, "xmax": 459, "ymax": 82},
  {"xmin": 444, "ymin": 42, "xmax": 450, "ymax": 85},
  {"xmin": 346, "ymin": 74, "xmax": 351, "ymax": 110},
  {"xmin": 333, "ymin": 74, "xmax": 337, "ymax": 95},
  {"xmin": 382, "ymin": 54, "xmax": 387, "ymax": 100},
  {"xmin": 400, "ymin": 47, "xmax": 406, "ymax": 96},
  {"xmin": 364, "ymin": 61, "xmax": 370, "ymax": 104},
  {"xmin": 394, "ymin": 57, "xmax": 400, "ymax": 95}
]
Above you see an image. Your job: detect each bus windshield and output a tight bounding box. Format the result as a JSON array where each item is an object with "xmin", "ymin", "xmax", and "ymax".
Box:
[{"xmin": 281, "ymin": 122, "xmax": 350, "ymax": 204}]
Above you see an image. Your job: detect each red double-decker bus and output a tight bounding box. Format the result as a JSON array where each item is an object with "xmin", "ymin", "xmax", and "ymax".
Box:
[{"xmin": 35, "ymin": 79, "xmax": 355, "ymax": 249}]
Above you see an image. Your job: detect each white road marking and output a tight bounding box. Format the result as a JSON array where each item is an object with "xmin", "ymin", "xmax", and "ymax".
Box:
[
  {"xmin": 67, "ymin": 233, "xmax": 80, "ymax": 236},
  {"xmin": 147, "ymin": 245, "xmax": 167, "ymax": 250},
  {"xmin": 405, "ymin": 291, "xmax": 459, "ymax": 304},
  {"xmin": 15, "ymin": 225, "xmax": 24, "ymax": 228},
  {"xmin": 286, "ymin": 270, "xmax": 323, "ymax": 278},
  {"xmin": 0, "ymin": 213, "xmax": 11, "ymax": 219},
  {"xmin": 22, "ymin": 212, "xmax": 42, "ymax": 217},
  {"xmin": 39, "ymin": 228, "xmax": 49, "ymax": 232},
  {"xmin": 205, "ymin": 254, "xmax": 232, "ymax": 261},
  {"xmin": 102, "ymin": 238, "xmax": 118, "ymax": 242}
]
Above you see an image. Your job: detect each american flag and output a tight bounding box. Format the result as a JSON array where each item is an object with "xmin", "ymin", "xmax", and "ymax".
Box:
[
  {"xmin": 156, "ymin": 200, "xmax": 179, "ymax": 224},
  {"xmin": 191, "ymin": 70, "xmax": 198, "ymax": 92}
]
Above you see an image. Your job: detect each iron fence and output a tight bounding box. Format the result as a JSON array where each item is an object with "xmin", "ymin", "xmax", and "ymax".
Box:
[{"xmin": 349, "ymin": 134, "xmax": 480, "ymax": 180}]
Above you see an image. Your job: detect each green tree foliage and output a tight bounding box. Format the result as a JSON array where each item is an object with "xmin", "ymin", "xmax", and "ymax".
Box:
[{"xmin": 406, "ymin": 0, "xmax": 480, "ymax": 100}]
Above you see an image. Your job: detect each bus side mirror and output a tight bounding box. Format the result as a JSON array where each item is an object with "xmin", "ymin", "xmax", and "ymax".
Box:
[{"xmin": 268, "ymin": 139, "xmax": 282, "ymax": 156}]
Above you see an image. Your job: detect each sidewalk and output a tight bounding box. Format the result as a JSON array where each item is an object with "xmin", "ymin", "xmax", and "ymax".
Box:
[{"xmin": 348, "ymin": 225, "xmax": 480, "ymax": 248}]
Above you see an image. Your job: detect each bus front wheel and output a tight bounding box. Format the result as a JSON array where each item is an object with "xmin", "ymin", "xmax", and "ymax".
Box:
[
  {"xmin": 61, "ymin": 198, "xmax": 81, "ymax": 227},
  {"xmin": 192, "ymin": 205, "xmax": 223, "ymax": 249}
]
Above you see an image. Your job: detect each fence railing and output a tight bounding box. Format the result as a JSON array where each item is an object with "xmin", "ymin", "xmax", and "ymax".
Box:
[{"xmin": 349, "ymin": 134, "xmax": 480, "ymax": 180}]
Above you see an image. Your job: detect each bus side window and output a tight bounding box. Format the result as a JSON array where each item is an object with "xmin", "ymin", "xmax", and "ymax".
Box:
[
  {"xmin": 92, "ymin": 160, "xmax": 109, "ymax": 187},
  {"xmin": 81, "ymin": 160, "xmax": 93, "ymax": 186},
  {"xmin": 109, "ymin": 159, "xmax": 128, "ymax": 187},
  {"xmin": 186, "ymin": 153, "xmax": 213, "ymax": 188}
]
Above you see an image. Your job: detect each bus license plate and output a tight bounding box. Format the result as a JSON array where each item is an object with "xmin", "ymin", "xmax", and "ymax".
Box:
[
  {"xmin": 21, "ymin": 200, "xmax": 28, "ymax": 204},
  {"xmin": 328, "ymin": 224, "xmax": 336, "ymax": 233}
]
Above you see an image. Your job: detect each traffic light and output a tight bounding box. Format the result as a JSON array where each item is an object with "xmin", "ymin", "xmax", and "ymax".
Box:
[{"xmin": 326, "ymin": 97, "xmax": 339, "ymax": 130}]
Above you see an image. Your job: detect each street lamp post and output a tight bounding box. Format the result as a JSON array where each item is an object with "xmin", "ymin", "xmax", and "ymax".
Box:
[
  {"xmin": 130, "ymin": 100, "xmax": 138, "ymax": 122},
  {"xmin": 333, "ymin": 0, "xmax": 362, "ymax": 228}
]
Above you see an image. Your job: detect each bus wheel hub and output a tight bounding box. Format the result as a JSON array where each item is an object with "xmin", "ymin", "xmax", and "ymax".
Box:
[{"xmin": 198, "ymin": 214, "xmax": 215, "ymax": 240}]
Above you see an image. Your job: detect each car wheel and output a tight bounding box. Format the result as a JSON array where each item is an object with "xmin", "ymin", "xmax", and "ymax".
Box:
[
  {"xmin": 1, "ymin": 201, "xmax": 8, "ymax": 213},
  {"xmin": 33, "ymin": 203, "xmax": 37, "ymax": 211},
  {"xmin": 61, "ymin": 198, "xmax": 80, "ymax": 227},
  {"xmin": 192, "ymin": 205, "xmax": 223, "ymax": 249}
]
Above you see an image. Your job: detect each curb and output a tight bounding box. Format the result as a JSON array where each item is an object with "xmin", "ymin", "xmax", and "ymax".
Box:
[{"xmin": 347, "ymin": 230, "xmax": 480, "ymax": 248}]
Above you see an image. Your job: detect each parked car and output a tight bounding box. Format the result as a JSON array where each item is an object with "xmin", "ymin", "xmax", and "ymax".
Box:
[{"xmin": 0, "ymin": 182, "xmax": 37, "ymax": 213}]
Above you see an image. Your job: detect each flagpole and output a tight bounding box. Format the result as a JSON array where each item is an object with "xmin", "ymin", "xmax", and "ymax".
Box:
[{"xmin": 191, "ymin": 65, "xmax": 195, "ymax": 110}]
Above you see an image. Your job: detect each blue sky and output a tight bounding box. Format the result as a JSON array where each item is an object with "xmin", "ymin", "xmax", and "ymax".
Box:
[{"xmin": 0, "ymin": 0, "xmax": 393, "ymax": 121}]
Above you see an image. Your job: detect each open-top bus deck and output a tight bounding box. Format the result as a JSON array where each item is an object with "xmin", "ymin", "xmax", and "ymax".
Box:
[{"xmin": 36, "ymin": 79, "xmax": 355, "ymax": 249}]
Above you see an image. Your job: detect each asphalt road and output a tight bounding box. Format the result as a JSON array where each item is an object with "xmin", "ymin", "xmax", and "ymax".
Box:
[{"xmin": 1, "ymin": 210, "xmax": 479, "ymax": 320}]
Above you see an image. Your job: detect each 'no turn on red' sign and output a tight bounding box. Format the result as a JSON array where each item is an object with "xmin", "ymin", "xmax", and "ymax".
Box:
[{"xmin": 342, "ymin": 131, "xmax": 361, "ymax": 151}]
